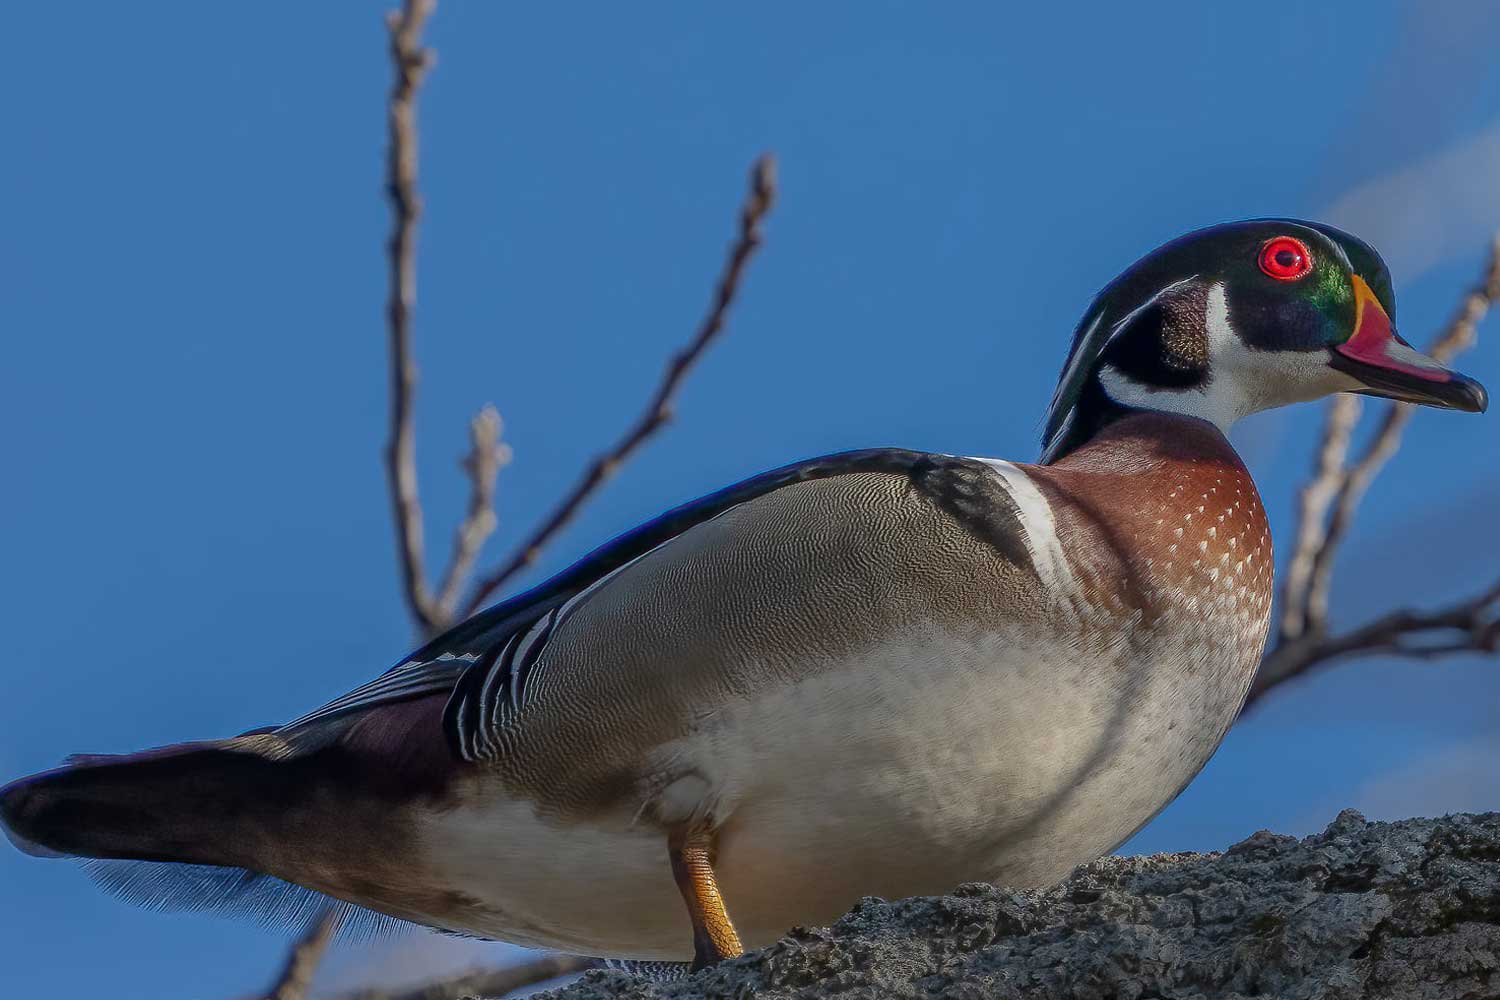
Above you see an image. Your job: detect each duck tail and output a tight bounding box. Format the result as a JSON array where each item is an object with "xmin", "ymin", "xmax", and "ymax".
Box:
[{"xmin": 0, "ymin": 738, "xmax": 293, "ymax": 867}]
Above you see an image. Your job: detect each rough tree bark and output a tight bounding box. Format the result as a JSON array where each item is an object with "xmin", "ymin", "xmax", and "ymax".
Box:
[{"xmin": 544, "ymin": 812, "xmax": 1500, "ymax": 1000}]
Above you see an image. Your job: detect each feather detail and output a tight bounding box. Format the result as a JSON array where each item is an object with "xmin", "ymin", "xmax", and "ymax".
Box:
[
  {"xmin": 443, "ymin": 448, "xmax": 1038, "ymax": 763},
  {"xmin": 81, "ymin": 859, "xmax": 406, "ymax": 940},
  {"xmin": 1042, "ymin": 277, "xmax": 1198, "ymax": 463}
]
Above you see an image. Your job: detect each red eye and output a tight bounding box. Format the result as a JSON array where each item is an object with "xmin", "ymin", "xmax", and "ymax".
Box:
[{"xmin": 1259, "ymin": 236, "xmax": 1312, "ymax": 281}]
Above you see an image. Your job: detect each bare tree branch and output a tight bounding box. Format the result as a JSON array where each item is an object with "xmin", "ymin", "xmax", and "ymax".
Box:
[
  {"xmin": 1250, "ymin": 577, "xmax": 1500, "ymax": 705},
  {"xmin": 377, "ymin": 0, "xmax": 774, "ymax": 634},
  {"xmin": 256, "ymin": 912, "xmax": 339, "ymax": 1000},
  {"xmin": 459, "ymin": 154, "xmax": 779, "ymax": 619},
  {"xmin": 435, "ymin": 405, "xmax": 511, "ymax": 623},
  {"xmin": 333, "ymin": 954, "xmax": 602, "ymax": 1000},
  {"xmin": 1278, "ymin": 393, "xmax": 1360, "ymax": 643},
  {"xmin": 1246, "ymin": 235, "xmax": 1500, "ymax": 710},
  {"xmin": 381, "ymin": 0, "xmax": 511, "ymax": 639},
  {"xmin": 247, "ymin": 919, "xmax": 595, "ymax": 1000},
  {"xmin": 383, "ymin": 0, "xmax": 444, "ymax": 635}
]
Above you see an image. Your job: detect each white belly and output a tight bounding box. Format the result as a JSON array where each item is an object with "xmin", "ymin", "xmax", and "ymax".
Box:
[{"xmin": 414, "ymin": 625, "xmax": 1255, "ymax": 960}]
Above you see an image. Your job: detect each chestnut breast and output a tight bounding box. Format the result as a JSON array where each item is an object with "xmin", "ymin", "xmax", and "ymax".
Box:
[{"xmin": 1029, "ymin": 413, "xmax": 1274, "ymax": 683}]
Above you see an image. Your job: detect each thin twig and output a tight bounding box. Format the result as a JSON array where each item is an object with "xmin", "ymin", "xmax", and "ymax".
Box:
[
  {"xmin": 383, "ymin": 0, "xmax": 443, "ymax": 634},
  {"xmin": 460, "ymin": 154, "xmax": 779, "ymax": 618},
  {"xmin": 333, "ymin": 954, "xmax": 602, "ymax": 1000},
  {"xmin": 1247, "ymin": 578, "xmax": 1500, "ymax": 707},
  {"xmin": 1278, "ymin": 393, "xmax": 1360, "ymax": 642},
  {"xmin": 435, "ymin": 406, "xmax": 511, "ymax": 624},
  {"xmin": 259, "ymin": 912, "xmax": 340, "ymax": 1000}
]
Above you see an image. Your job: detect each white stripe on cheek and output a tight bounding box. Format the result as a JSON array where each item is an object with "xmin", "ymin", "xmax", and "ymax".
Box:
[{"xmin": 1204, "ymin": 281, "xmax": 1234, "ymax": 354}]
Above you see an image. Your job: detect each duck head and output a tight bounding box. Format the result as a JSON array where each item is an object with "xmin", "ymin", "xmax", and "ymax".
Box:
[{"xmin": 1041, "ymin": 219, "xmax": 1488, "ymax": 463}]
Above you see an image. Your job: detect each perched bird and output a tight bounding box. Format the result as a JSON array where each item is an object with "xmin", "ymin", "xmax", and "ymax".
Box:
[{"xmin": 1, "ymin": 220, "xmax": 1487, "ymax": 969}]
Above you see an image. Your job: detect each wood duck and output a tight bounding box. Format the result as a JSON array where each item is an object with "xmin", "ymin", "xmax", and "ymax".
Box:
[{"xmin": 2, "ymin": 220, "xmax": 1487, "ymax": 969}]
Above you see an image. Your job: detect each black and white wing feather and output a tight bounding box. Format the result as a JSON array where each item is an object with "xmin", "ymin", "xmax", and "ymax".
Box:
[
  {"xmin": 442, "ymin": 447, "xmax": 1033, "ymax": 762},
  {"xmin": 282, "ymin": 448, "xmax": 1021, "ymax": 760}
]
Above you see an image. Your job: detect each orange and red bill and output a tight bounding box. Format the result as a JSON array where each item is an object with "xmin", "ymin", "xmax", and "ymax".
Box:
[{"xmin": 1330, "ymin": 274, "xmax": 1488, "ymax": 412}]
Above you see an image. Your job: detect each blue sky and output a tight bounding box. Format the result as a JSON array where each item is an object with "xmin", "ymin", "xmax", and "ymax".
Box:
[{"xmin": 3, "ymin": 2, "xmax": 1499, "ymax": 997}]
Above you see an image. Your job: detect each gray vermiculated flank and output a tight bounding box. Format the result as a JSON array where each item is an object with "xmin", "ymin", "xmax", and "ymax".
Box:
[{"xmin": 447, "ymin": 450, "xmax": 1038, "ymax": 772}]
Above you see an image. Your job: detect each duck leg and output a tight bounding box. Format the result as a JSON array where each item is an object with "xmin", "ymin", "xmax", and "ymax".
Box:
[{"xmin": 668, "ymin": 825, "xmax": 743, "ymax": 970}]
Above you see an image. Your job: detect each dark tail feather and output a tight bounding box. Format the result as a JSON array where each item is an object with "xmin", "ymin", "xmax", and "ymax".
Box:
[
  {"xmin": 1, "ymin": 741, "xmax": 407, "ymax": 938},
  {"xmin": 0, "ymin": 741, "xmax": 290, "ymax": 867}
]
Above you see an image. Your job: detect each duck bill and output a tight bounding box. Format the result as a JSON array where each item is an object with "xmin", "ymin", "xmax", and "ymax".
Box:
[{"xmin": 1329, "ymin": 275, "xmax": 1488, "ymax": 412}]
